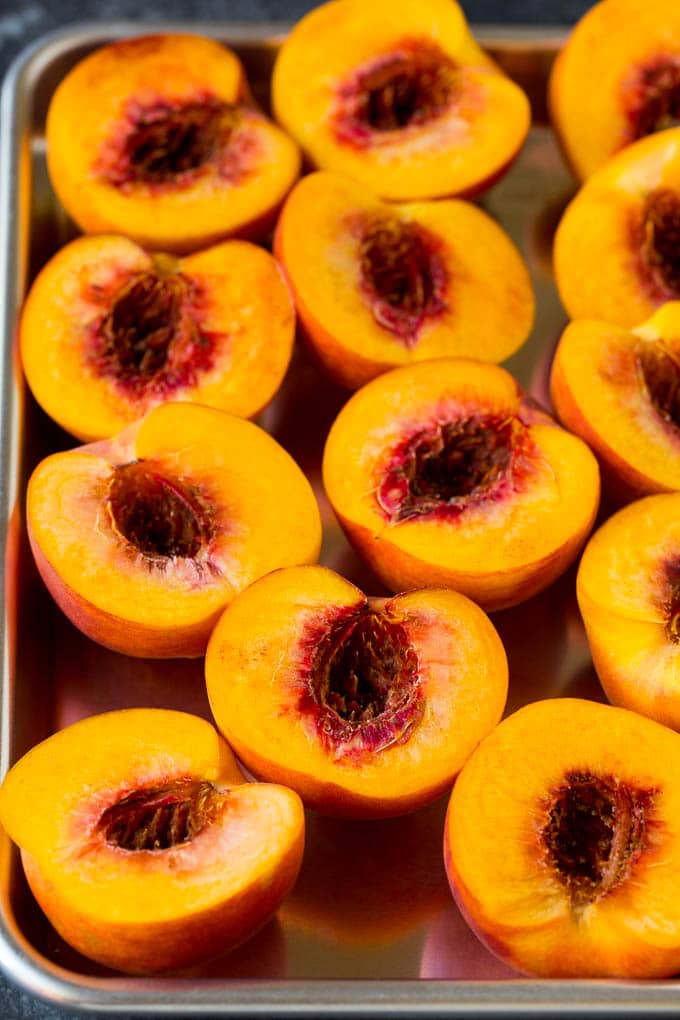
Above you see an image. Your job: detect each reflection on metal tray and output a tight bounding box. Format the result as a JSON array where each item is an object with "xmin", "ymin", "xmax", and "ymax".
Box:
[{"xmin": 0, "ymin": 21, "xmax": 673, "ymax": 1017}]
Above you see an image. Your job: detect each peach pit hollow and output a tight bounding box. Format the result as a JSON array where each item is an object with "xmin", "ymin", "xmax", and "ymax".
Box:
[{"xmin": 97, "ymin": 778, "xmax": 227, "ymax": 851}]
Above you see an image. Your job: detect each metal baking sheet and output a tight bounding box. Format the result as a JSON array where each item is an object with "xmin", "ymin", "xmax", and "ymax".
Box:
[{"xmin": 0, "ymin": 20, "xmax": 677, "ymax": 1016}]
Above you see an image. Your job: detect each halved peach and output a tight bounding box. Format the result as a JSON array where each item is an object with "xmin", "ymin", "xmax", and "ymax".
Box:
[
  {"xmin": 272, "ymin": 0, "xmax": 530, "ymax": 200},
  {"xmin": 0, "ymin": 708, "xmax": 304, "ymax": 975},
  {"xmin": 554, "ymin": 127, "xmax": 680, "ymax": 327},
  {"xmin": 26, "ymin": 402, "xmax": 322, "ymax": 658},
  {"xmin": 205, "ymin": 564, "xmax": 507, "ymax": 818},
  {"xmin": 445, "ymin": 697, "xmax": 680, "ymax": 977},
  {"xmin": 322, "ymin": 359, "xmax": 600, "ymax": 611},
  {"xmin": 46, "ymin": 34, "xmax": 300, "ymax": 251},
  {"xmin": 274, "ymin": 172, "xmax": 534, "ymax": 390},
  {"xmin": 550, "ymin": 303, "xmax": 680, "ymax": 501},
  {"xmin": 20, "ymin": 234, "xmax": 295, "ymax": 442},
  {"xmin": 577, "ymin": 493, "xmax": 680, "ymax": 731},
  {"xmin": 549, "ymin": 0, "xmax": 680, "ymax": 181}
]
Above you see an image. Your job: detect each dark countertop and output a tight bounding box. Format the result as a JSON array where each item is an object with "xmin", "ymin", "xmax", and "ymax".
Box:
[{"xmin": 1, "ymin": 1, "xmax": 590, "ymax": 1017}]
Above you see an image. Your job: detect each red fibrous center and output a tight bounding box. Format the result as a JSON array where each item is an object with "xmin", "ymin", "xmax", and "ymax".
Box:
[
  {"xmin": 359, "ymin": 217, "xmax": 447, "ymax": 343},
  {"xmin": 334, "ymin": 40, "xmax": 456, "ymax": 146},
  {"xmin": 302, "ymin": 607, "xmax": 423, "ymax": 758},
  {"xmin": 108, "ymin": 460, "xmax": 214, "ymax": 561},
  {"xmin": 624, "ymin": 58, "xmax": 680, "ymax": 142},
  {"xmin": 97, "ymin": 779, "xmax": 226, "ymax": 851},
  {"xmin": 89, "ymin": 271, "xmax": 215, "ymax": 401},
  {"xmin": 640, "ymin": 188, "xmax": 680, "ymax": 297},
  {"xmin": 663, "ymin": 558, "xmax": 680, "ymax": 644},
  {"xmin": 542, "ymin": 772, "xmax": 654, "ymax": 908},
  {"xmin": 378, "ymin": 415, "xmax": 518, "ymax": 522},
  {"xmin": 637, "ymin": 343, "xmax": 680, "ymax": 432}
]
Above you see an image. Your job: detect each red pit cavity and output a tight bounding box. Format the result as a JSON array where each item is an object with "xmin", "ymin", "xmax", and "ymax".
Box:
[
  {"xmin": 623, "ymin": 58, "xmax": 680, "ymax": 143},
  {"xmin": 98, "ymin": 778, "xmax": 226, "ymax": 851},
  {"xmin": 542, "ymin": 771, "xmax": 655, "ymax": 908},
  {"xmin": 640, "ymin": 188, "xmax": 680, "ymax": 298},
  {"xmin": 359, "ymin": 217, "xmax": 448, "ymax": 344},
  {"xmin": 334, "ymin": 39, "xmax": 457, "ymax": 147},
  {"xmin": 299, "ymin": 605, "xmax": 423, "ymax": 759},
  {"xmin": 637, "ymin": 343, "xmax": 680, "ymax": 433},
  {"xmin": 108, "ymin": 460, "xmax": 214, "ymax": 561},
  {"xmin": 378, "ymin": 414, "xmax": 521, "ymax": 523},
  {"xmin": 662, "ymin": 557, "xmax": 680, "ymax": 644},
  {"xmin": 88, "ymin": 270, "xmax": 216, "ymax": 401}
]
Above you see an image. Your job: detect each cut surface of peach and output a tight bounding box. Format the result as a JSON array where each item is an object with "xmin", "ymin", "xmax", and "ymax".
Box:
[
  {"xmin": 20, "ymin": 235, "xmax": 295, "ymax": 441},
  {"xmin": 549, "ymin": 0, "xmax": 680, "ymax": 180},
  {"xmin": 26, "ymin": 402, "xmax": 321, "ymax": 658},
  {"xmin": 550, "ymin": 303, "xmax": 680, "ymax": 501},
  {"xmin": 272, "ymin": 0, "xmax": 529, "ymax": 200},
  {"xmin": 0, "ymin": 709, "xmax": 304, "ymax": 974},
  {"xmin": 206, "ymin": 564, "xmax": 507, "ymax": 818},
  {"xmin": 322, "ymin": 359, "xmax": 600, "ymax": 611},
  {"xmin": 275, "ymin": 172, "xmax": 534, "ymax": 390},
  {"xmin": 445, "ymin": 698, "xmax": 680, "ymax": 978},
  {"xmin": 578, "ymin": 493, "xmax": 680, "ymax": 731},
  {"xmin": 554, "ymin": 127, "xmax": 680, "ymax": 327},
  {"xmin": 46, "ymin": 33, "xmax": 300, "ymax": 250}
]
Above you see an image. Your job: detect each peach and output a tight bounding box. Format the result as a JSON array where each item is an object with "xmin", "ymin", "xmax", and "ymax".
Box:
[
  {"xmin": 550, "ymin": 302, "xmax": 680, "ymax": 502},
  {"xmin": 445, "ymin": 698, "xmax": 680, "ymax": 977},
  {"xmin": 549, "ymin": 0, "xmax": 680, "ymax": 180},
  {"xmin": 26, "ymin": 402, "xmax": 321, "ymax": 658},
  {"xmin": 274, "ymin": 172, "xmax": 534, "ymax": 390},
  {"xmin": 322, "ymin": 359, "xmax": 600, "ymax": 611},
  {"xmin": 205, "ymin": 564, "xmax": 507, "ymax": 818},
  {"xmin": 20, "ymin": 234, "xmax": 295, "ymax": 442},
  {"xmin": 0, "ymin": 708, "xmax": 304, "ymax": 974},
  {"xmin": 554, "ymin": 126, "xmax": 680, "ymax": 327},
  {"xmin": 577, "ymin": 492, "xmax": 680, "ymax": 731},
  {"xmin": 272, "ymin": 0, "xmax": 530, "ymax": 200},
  {"xmin": 46, "ymin": 34, "xmax": 300, "ymax": 251}
]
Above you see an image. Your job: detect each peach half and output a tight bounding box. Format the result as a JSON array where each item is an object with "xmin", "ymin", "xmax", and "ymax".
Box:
[
  {"xmin": 26, "ymin": 402, "xmax": 321, "ymax": 658},
  {"xmin": 274, "ymin": 172, "xmax": 534, "ymax": 390},
  {"xmin": 322, "ymin": 359, "xmax": 600, "ymax": 611},
  {"xmin": 445, "ymin": 698, "xmax": 680, "ymax": 978},
  {"xmin": 46, "ymin": 33, "xmax": 300, "ymax": 251},
  {"xmin": 550, "ymin": 303, "xmax": 680, "ymax": 501},
  {"xmin": 554, "ymin": 127, "xmax": 680, "ymax": 328},
  {"xmin": 272, "ymin": 0, "xmax": 530, "ymax": 200},
  {"xmin": 577, "ymin": 493, "xmax": 680, "ymax": 731},
  {"xmin": 205, "ymin": 564, "xmax": 507, "ymax": 819},
  {"xmin": 549, "ymin": 0, "xmax": 680, "ymax": 180},
  {"xmin": 0, "ymin": 709, "xmax": 304, "ymax": 974},
  {"xmin": 20, "ymin": 234, "xmax": 295, "ymax": 442}
]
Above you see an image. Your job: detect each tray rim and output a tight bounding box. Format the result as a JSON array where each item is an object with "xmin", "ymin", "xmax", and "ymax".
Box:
[{"xmin": 1, "ymin": 18, "xmax": 677, "ymax": 1018}]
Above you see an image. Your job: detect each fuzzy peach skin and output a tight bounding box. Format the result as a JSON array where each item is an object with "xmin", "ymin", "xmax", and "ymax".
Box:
[
  {"xmin": 206, "ymin": 564, "xmax": 507, "ymax": 819},
  {"xmin": 274, "ymin": 172, "xmax": 534, "ymax": 390},
  {"xmin": 20, "ymin": 234, "xmax": 295, "ymax": 441},
  {"xmin": 577, "ymin": 493, "xmax": 680, "ymax": 731},
  {"xmin": 554, "ymin": 127, "xmax": 680, "ymax": 328},
  {"xmin": 26, "ymin": 402, "xmax": 321, "ymax": 658},
  {"xmin": 445, "ymin": 698, "xmax": 680, "ymax": 978},
  {"xmin": 272, "ymin": 0, "xmax": 529, "ymax": 200},
  {"xmin": 322, "ymin": 359, "xmax": 600, "ymax": 611},
  {"xmin": 0, "ymin": 709, "xmax": 304, "ymax": 974},
  {"xmin": 46, "ymin": 34, "xmax": 300, "ymax": 251},
  {"xmin": 550, "ymin": 303, "xmax": 680, "ymax": 502},
  {"xmin": 549, "ymin": 0, "xmax": 680, "ymax": 180}
]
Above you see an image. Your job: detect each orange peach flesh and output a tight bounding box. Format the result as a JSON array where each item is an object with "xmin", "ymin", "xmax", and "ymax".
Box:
[
  {"xmin": 20, "ymin": 235, "xmax": 295, "ymax": 442},
  {"xmin": 206, "ymin": 564, "xmax": 507, "ymax": 818},
  {"xmin": 550, "ymin": 303, "xmax": 680, "ymax": 501},
  {"xmin": 445, "ymin": 698, "xmax": 680, "ymax": 978},
  {"xmin": 322, "ymin": 359, "xmax": 600, "ymax": 611},
  {"xmin": 0, "ymin": 709, "xmax": 304, "ymax": 975},
  {"xmin": 272, "ymin": 0, "xmax": 529, "ymax": 200},
  {"xmin": 26, "ymin": 402, "xmax": 321, "ymax": 658},
  {"xmin": 275, "ymin": 172, "xmax": 534, "ymax": 390},
  {"xmin": 46, "ymin": 34, "xmax": 300, "ymax": 251},
  {"xmin": 577, "ymin": 493, "xmax": 680, "ymax": 731}
]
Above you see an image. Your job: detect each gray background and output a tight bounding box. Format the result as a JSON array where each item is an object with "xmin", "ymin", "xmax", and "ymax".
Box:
[{"xmin": 1, "ymin": 0, "xmax": 593, "ymax": 1017}]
